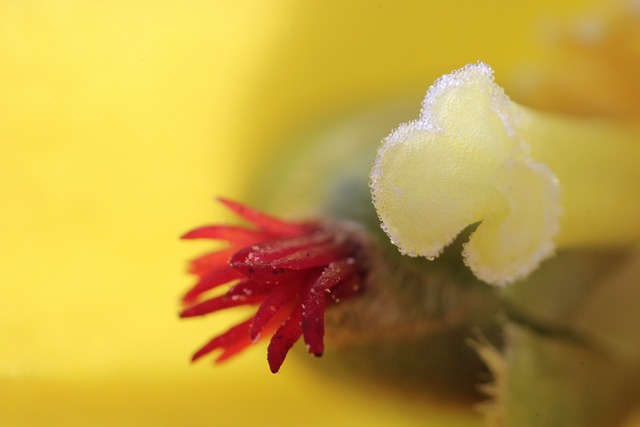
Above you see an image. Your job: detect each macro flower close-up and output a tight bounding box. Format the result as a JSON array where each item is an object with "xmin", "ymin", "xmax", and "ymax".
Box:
[
  {"xmin": 2, "ymin": 1, "xmax": 640, "ymax": 426},
  {"xmin": 180, "ymin": 198, "xmax": 366, "ymax": 373}
]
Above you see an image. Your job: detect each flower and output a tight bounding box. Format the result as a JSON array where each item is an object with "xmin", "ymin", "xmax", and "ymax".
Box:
[
  {"xmin": 180, "ymin": 198, "xmax": 365, "ymax": 373},
  {"xmin": 371, "ymin": 61, "xmax": 640, "ymax": 286},
  {"xmin": 371, "ymin": 62, "xmax": 560, "ymax": 285},
  {"xmin": 5, "ymin": 1, "xmax": 637, "ymax": 426},
  {"xmin": 364, "ymin": 5, "xmax": 640, "ymax": 425}
]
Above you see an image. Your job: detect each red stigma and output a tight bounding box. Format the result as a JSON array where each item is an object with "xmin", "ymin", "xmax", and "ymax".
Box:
[{"xmin": 180, "ymin": 198, "xmax": 364, "ymax": 373}]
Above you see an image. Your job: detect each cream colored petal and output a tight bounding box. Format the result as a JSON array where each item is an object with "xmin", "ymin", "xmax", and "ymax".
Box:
[
  {"xmin": 463, "ymin": 159, "xmax": 561, "ymax": 285},
  {"xmin": 371, "ymin": 125, "xmax": 507, "ymax": 259},
  {"xmin": 371, "ymin": 63, "xmax": 561, "ymax": 285}
]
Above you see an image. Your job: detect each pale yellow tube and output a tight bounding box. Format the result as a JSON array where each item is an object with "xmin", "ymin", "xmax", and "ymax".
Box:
[{"xmin": 370, "ymin": 62, "xmax": 640, "ymax": 286}]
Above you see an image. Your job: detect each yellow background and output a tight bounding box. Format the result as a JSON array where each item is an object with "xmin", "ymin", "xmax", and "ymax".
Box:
[{"xmin": 0, "ymin": 1, "xmax": 593, "ymax": 425}]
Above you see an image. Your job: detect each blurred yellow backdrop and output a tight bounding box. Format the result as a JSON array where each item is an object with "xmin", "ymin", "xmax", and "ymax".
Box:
[{"xmin": 0, "ymin": 0, "xmax": 596, "ymax": 426}]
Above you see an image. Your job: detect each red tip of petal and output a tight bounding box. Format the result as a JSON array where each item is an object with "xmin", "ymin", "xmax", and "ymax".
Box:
[
  {"xmin": 217, "ymin": 197, "xmax": 312, "ymax": 236},
  {"xmin": 249, "ymin": 282, "xmax": 299, "ymax": 340},
  {"xmin": 182, "ymin": 225, "xmax": 272, "ymax": 246},
  {"xmin": 191, "ymin": 319, "xmax": 253, "ymax": 362},
  {"xmin": 301, "ymin": 293, "xmax": 326, "ymax": 357},
  {"xmin": 182, "ymin": 267, "xmax": 242, "ymax": 304},
  {"xmin": 180, "ymin": 294, "xmax": 263, "ymax": 318},
  {"xmin": 267, "ymin": 309, "xmax": 303, "ymax": 373},
  {"xmin": 300, "ymin": 260, "xmax": 355, "ymax": 356}
]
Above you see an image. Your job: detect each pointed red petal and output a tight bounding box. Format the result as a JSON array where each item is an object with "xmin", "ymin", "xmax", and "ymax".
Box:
[
  {"xmin": 271, "ymin": 241, "xmax": 351, "ymax": 270},
  {"xmin": 182, "ymin": 225, "xmax": 270, "ymax": 245},
  {"xmin": 302, "ymin": 260, "xmax": 357, "ymax": 356},
  {"xmin": 189, "ymin": 248, "xmax": 236, "ymax": 276},
  {"xmin": 267, "ymin": 308, "xmax": 303, "ymax": 373},
  {"xmin": 230, "ymin": 232, "xmax": 330, "ymax": 264},
  {"xmin": 227, "ymin": 249, "xmax": 294, "ymax": 282},
  {"xmin": 249, "ymin": 232, "xmax": 332, "ymax": 259},
  {"xmin": 182, "ymin": 267, "xmax": 242, "ymax": 304},
  {"xmin": 218, "ymin": 198, "xmax": 311, "ymax": 236},
  {"xmin": 249, "ymin": 281, "xmax": 300, "ymax": 340},
  {"xmin": 191, "ymin": 318, "xmax": 253, "ymax": 362},
  {"xmin": 180, "ymin": 293, "xmax": 263, "ymax": 318},
  {"xmin": 226, "ymin": 279, "xmax": 276, "ymax": 299},
  {"xmin": 301, "ymin": 291, "xmax": 326, "ymax": 357},
  {"xmin": 228, "ymin": 233, "xmax": 333, "ymax": 280}
]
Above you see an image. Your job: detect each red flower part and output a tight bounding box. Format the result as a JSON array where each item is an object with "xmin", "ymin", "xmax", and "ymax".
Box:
[{"xmin": 180, "ymin": 198, "xmax": 365, "ymax": 373}]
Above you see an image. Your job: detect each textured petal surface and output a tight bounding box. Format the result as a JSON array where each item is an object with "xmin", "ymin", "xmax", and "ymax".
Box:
[
  {"xmin": 371, "ymin": 63, "xmax": 561, "ymax": 285},
  {"xmin": 181, "ymin": 200, "xmax": 365, "ymax": 372}
]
